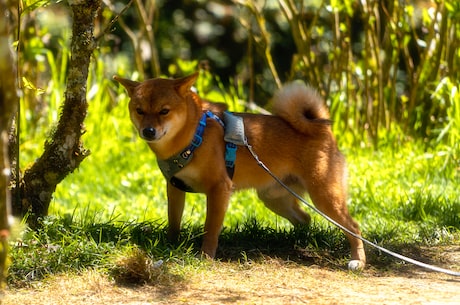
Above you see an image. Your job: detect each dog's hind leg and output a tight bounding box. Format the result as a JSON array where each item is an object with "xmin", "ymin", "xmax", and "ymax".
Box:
[
  {"xmin": 305, "ymin": 178, "xmax": 366, "ymax": 270},
  {"xmin": 166, "ymin": 182, "xmax": 186, "ymax": 242},
  {"xmin": 257, "ymin": 185, "xmax": 311, "ymax": 225}
]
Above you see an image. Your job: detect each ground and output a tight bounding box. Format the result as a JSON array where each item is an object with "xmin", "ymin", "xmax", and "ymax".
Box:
[{"xmin": 3, "ymin": 255, "xmax": 459, "ymax": 305}]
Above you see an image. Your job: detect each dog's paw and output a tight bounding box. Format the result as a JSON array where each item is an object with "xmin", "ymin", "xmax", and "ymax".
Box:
[{"xmin": 348, "ymin": 260, "xmax": 365, "ymax": 272}]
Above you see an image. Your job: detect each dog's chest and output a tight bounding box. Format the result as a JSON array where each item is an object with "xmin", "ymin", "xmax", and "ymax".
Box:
[{"xmin": 171, "ymin": 163, "xmax": 203, "ymax": 191}]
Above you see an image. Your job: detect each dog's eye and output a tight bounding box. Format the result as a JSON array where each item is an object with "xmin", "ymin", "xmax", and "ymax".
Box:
[
  {"xmin": 159, "ymin": 109, "xmax": 169, "ymax": 115},
  {"xmin": 136, "ymin": 108, "xmax": 145, "ymax": 115}
]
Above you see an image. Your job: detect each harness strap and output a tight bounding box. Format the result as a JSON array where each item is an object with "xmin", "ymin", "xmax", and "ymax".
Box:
[
  {"xmin": 156, "ymin": 112, "xmax": 208, "ymax": 181},
  {"xmin": 157, "ymin": 110, "xmax": 238, "ymax": 193},
  {"xmin": 210, "ymin": 111, "xmax": 238, "ymax": 178},
  {"xmin": 225, "ymin": 142, "xmax": 237, "ymax": 178}
]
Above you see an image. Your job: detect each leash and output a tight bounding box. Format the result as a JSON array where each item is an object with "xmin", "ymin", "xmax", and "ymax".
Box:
[{"xmin": 244, "ymin": 142, "xmax": 460, "ymax": 277}]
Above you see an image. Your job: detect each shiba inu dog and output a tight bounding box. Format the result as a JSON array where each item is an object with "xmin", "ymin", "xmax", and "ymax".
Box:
[{"xmin": 114, "ymin": 73, "xmax": 366, "ymax": 270}]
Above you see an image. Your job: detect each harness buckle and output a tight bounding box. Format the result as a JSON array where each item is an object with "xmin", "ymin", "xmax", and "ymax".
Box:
[{"xmin": 190, "ymin": 134, "xmax": 203, "ymax": 148}]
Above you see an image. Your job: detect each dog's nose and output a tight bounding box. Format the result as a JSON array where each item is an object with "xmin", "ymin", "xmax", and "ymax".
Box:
[{"xmin": 141, "ymin": 127, "xmax": 156, "ymax": 141}]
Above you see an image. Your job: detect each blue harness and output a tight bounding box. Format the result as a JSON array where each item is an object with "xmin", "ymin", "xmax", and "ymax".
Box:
[{"xmin": 156, "ymin": 111, "xmax": 238, "ymax": 193}]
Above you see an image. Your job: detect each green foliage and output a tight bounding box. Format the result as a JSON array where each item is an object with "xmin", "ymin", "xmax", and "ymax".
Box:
[
  {"xmin": 232, "ymin": 0, "xmax": 460, "ymax": 148},
  {"xmin": 433, "ymin": 78, "xmax": 460, "ymax": 166}
]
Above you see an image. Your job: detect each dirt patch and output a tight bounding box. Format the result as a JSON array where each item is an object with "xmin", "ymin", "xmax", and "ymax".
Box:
[{"xmin": 3, "ymin": 256, "xmax": 459, "ymax": 305}]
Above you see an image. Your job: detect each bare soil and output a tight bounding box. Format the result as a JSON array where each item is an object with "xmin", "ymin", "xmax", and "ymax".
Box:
[{"xmin": 3, "ymin": 254, "xmax": 459, "ymax": 305}]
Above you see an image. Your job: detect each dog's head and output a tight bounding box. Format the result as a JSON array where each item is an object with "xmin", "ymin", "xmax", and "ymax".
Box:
[{"xmin": 114, "ymin": 73, "xmax": 199, "ymax": 144}]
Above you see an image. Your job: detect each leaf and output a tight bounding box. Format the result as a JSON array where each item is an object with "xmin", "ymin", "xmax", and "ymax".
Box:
[
  {"xmin": 22, "ymin": 76, "xmax": 45, "ymax": 95},
  {"xmin": 22, "ymin": 0, "xmax": 52, "ymax": 14},
  {"xmin": 176, "ymin": 59, "xmax": 199, "ymax": 75}
]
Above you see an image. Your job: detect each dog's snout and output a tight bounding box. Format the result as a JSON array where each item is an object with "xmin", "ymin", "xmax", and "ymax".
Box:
[{"xmin": 142, "ymin": 127, "xmax": 156, "ymax": 140}]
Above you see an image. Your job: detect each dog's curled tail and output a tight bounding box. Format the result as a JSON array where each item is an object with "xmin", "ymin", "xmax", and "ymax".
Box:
[{"xmin": 272, "ymin": 81, "xmax": 331, "ymax": 135}]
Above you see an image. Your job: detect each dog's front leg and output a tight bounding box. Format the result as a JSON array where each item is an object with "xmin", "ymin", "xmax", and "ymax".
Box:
[
  {"xmin": 201, "ymin": 182, "xmax": 232, "ymax": 258},
  {"xmin": 166, "ymin": 181, "xmax": 186, "ymax": 242}
]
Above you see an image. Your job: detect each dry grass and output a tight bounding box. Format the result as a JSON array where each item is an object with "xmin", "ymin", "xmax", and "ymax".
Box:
[
  {"xmin": 3, "ymin": 250, "xmax": 459, "ymax": 305},
  {"xmin": 110, "ymin": 247, "xmax": 171, "ymax": 286}
]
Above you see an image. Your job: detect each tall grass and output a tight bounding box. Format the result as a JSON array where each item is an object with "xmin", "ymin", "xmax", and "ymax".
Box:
[{"xmin": 235, "ymin": 0, "xmax": 460, "ymax": 149}]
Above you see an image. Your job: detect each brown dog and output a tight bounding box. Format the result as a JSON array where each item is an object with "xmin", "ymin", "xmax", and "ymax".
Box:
[{"xmin": 114, "ymin": 73, "xmax": 366, "ymax": 270}]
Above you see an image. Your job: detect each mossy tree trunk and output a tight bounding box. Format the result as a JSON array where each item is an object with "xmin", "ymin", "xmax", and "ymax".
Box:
[{"xmin": 12, "ymin": 0, "xmax": 101, "ymax": 227}]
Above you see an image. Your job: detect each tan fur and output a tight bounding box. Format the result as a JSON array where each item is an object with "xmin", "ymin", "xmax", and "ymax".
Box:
[{"xmin": 114, "ymin": 73, "xmax": 366, "ymax": 269}]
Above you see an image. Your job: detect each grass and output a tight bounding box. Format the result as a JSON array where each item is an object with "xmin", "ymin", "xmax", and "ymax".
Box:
[{"xmin": 9, "ymin": 140, "xmax": 460, "ymax": 286}]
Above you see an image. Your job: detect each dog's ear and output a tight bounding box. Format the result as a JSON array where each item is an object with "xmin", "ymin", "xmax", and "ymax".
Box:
[
  {"xmin": 174, "ymin": 72, "xmax": 199, "ymax": 97},
  {"xmin": 113, "ymin": 75, "xmax": 140, "ymax": 97}
]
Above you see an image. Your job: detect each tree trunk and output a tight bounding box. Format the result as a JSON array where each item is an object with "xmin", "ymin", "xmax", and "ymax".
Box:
[
  {"xmin": 12, "ymin": 0, "xmax": 101, "ymax": 227},
  {"xmin": 0, "ymin": 0, "xmax": 19, "ymax": 291}
]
